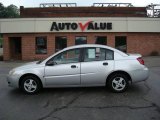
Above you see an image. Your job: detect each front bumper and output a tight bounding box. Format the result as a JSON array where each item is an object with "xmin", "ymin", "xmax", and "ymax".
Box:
[
  {"xmin": 130, "ymin": 67, "xmax": 149, "ymax": 83},
  {"xmin": 7, "ymin": 75, "xmax": 19, "ymax": 88}
]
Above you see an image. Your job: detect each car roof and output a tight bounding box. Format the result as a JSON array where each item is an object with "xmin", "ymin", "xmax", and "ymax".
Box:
[{"xmin": 63, "ymin": 44, "xmax": 114, "ymax": 51}]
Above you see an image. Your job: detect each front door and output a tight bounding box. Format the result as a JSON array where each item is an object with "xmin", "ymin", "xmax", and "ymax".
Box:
[
  {"xmin": 44, "ymin": 48, "xmax": 81, "ymax": 86},
  {"xmin": 10, "ymin": 37, "xmax": 22, "ymax": 60}
]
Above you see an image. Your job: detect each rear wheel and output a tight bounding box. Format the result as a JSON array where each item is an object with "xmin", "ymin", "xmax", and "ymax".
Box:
[
  {"xmin": 108, "ymin": 74, "xmax": 129, "ymax": 93},
  {"xmin": 20, "ymin": 76, "xmax": 41, "ymax": 94}
]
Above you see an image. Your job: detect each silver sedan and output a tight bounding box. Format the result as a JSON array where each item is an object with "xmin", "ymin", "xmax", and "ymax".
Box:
[{"xmin": 7, "ymin": 44, "xmax": 149, "ymax": 94}]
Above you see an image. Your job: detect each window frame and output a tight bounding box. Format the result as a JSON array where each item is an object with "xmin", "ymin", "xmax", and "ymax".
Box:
[{"xmin": 35, "ymin": 36, "xmax": 47, "ymax": 54}]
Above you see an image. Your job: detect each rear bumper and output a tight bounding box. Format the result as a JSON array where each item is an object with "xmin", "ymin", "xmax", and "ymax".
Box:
[{"xmin": 130, "ymin": 67, "xmax": 149, "ymax": 83}]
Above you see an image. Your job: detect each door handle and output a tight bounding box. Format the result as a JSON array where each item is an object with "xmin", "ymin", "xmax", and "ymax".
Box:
[
  {"xmin": 103, "ymin": 62, "xmax": 108, "ymax": 66},
  {"xmin": 71, "ymin": 65, "xmax": 77, "ymax": 68}
]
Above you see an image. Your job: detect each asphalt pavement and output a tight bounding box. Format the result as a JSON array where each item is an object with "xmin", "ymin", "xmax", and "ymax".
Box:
[{"xmin": 0, "ymin": 57, "xmax": 160, "ymax": 120}]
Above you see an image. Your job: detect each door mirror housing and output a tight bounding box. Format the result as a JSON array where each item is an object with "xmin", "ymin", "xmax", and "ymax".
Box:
[{"xmin": 46, "ymin": 60, "xmax": 56, "ymax": 66}]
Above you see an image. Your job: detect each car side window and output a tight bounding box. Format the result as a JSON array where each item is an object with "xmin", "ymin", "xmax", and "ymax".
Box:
[
  {"xmin": 105, "ymin": 49, "xmax": 114, "ymax": 60},
  {"xmin": 84, "ymin": 48, "xmax": 105, "ymax": 62},
  {"xmin": 84, "ymin": 48, "xmax": 114, "ymax": 62},
  {"xmin": 52, "ymin": 49, "xmax": 80, "ymax": 65}
]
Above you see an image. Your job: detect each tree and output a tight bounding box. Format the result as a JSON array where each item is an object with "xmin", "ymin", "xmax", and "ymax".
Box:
[
  {"xmin": 0, "ymin": 3, "xmax": 6, "ymax": 18},
  {"xmin": 0, "ymin": 3, "xmax": 19, "ymax": 18}
]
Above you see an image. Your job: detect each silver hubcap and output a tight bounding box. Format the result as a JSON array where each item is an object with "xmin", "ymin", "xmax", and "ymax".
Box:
[
  {"xmin": 112, "ymin": 77, "xmax": 126, "ymax": 91},
  {"xmin": 24, "ymin": 79, "xmax": 37, "ymax": 93}
]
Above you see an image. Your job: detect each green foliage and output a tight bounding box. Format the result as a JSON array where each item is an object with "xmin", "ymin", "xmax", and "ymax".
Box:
[{"xmin": 0, "ymin": 2, "xmax": 19, "ymax": 18}]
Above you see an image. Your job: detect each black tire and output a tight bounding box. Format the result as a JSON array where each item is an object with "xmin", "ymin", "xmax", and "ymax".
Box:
[
  {"xmin": 107, "ymin": 74, "xmax": 129, "ymax": 93},
  {"xmin": 20, "ymin": 76, "xmax": 42, "ymax": 94}
]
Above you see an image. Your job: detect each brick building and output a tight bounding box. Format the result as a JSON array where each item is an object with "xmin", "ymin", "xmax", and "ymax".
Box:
[{"xmin": 0, "ymin": 3, "xmax": 160, "ymax": 60}]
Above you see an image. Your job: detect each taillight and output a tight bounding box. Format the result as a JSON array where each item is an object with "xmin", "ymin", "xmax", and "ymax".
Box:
[{"xmin": 137, "ymin": 57, "xmax": 144, "ymax": 65}]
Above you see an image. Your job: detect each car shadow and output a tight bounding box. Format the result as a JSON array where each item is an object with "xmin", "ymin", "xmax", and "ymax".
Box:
[{"xmin": 8, "ymin": 82, "xmax": 146, "ymax": 96}]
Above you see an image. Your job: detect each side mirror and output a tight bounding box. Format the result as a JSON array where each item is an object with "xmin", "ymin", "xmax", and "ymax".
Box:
[{"xmin": 46, "ymin": 60, "xmax": 55, "ymax": 66}]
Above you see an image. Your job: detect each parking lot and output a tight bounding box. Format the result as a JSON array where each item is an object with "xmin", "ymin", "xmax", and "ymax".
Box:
[{"xmin": 0, "ymin": 57, "xmax": 160, "ymax": 120}]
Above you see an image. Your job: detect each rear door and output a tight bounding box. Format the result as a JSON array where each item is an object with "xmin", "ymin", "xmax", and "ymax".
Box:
[{"xmin": 81, "ymin": 47, "xmax": 114, "ymax": 85}]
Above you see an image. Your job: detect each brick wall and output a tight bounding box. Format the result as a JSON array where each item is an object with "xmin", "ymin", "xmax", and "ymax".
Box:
[
  {"xmin": 20, "ymin": 6, "xmax": 147, "ymax": 17},
  {"xmin": 3, "ymin": 35, "xmax": 10, "ymax": 60},
  {"xmin": 3, "ymin": 32, "xmax": 160, "ymax": 61},
  {"xmin": 127, "ymin": 33, "xmax": 160, "ymax": 56}
]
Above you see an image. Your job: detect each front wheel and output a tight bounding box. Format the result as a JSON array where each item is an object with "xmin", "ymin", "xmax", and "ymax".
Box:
[
  {"xmin": 108, "ymin": 74, "xmax": 129, "ymax": 93},
  {"xmin": 20, "ymin": 76, "xmax": 41, "ymax": 94}
]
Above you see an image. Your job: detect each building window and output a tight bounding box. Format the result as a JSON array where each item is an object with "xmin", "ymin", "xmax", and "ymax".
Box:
[
  {"xmin": 75, "ymin": 36, "xmax": 87, "ymax": 45},
  {"xmin": 55, "ymin": 36, "xmax": 67, "ymax": 52},
  {"xmin": 95, "ymin": 36, "xmax": 107, "ymax": 45},
  {"xmin": 36, "ymin": 36, "xmax": 47, "ymax": 54},
  {"xmin": 115, "ymin": 36, "xmax": 127, "ymax": 53}
]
